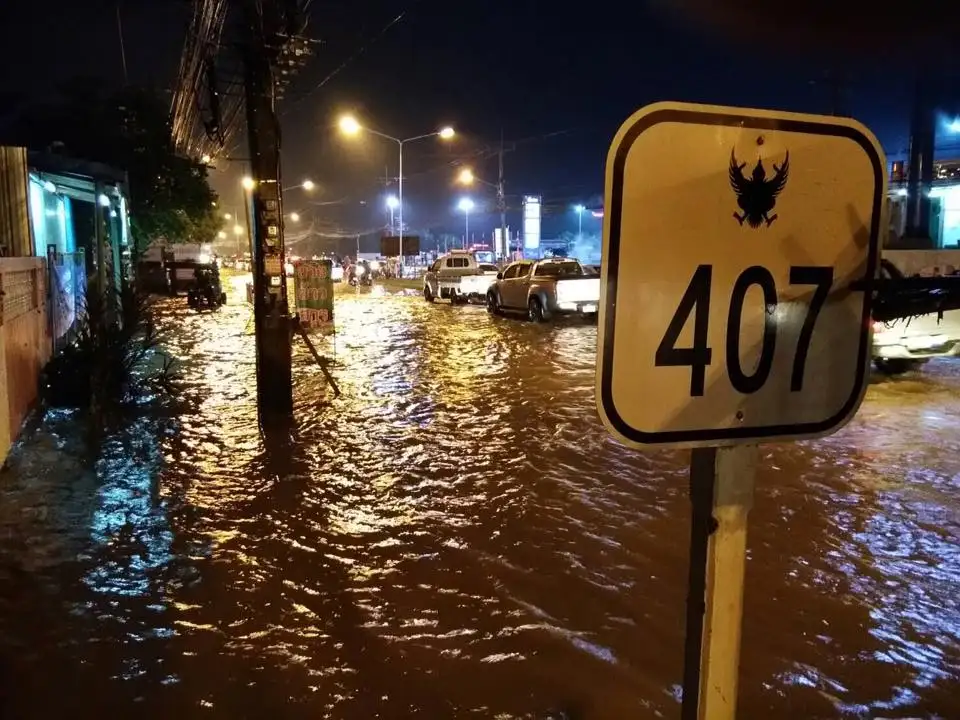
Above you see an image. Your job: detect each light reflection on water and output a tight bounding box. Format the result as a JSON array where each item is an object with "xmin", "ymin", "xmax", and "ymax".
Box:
[{"xmin": 0, "ymin": 286, "xmax": 959, "ymax": 718}]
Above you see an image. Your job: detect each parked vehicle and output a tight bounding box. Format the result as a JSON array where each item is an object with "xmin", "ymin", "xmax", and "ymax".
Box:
[
  {"xmin": 423, "ymin": 251, "xmax": 498, "ymax": 303},
  {"xmin": 872, "ymin": 259, "xmax": 960, "ymax": 374},
  {"xmin": 487, "ymin": 257, "xmax": 600, "ymax": 321},
  {"xmin": 186, "ymin": 264, "xmax": 227, "ymax": 311}
]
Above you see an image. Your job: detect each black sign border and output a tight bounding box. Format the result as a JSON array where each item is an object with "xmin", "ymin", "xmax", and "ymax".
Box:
[{"xmin": 600, "ymin": 107, "xmax": 884, "ymax": 446}]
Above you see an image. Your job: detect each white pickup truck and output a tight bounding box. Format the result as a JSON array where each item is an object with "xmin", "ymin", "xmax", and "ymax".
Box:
[
  {"xmin": 872, "ymin": 259, "xmax": 960, "ymax": 374},
  {"xmin": 486, "ymin": 257, "xmax": 600, "ymax": 321},
  {"xmin": 423, "ymin": 251, "xmax": 499, "ymax": 304}
]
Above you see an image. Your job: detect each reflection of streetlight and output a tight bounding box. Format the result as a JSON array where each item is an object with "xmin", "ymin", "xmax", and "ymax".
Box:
[
  {"xmin": 458, "ymin": 197, "xmax": 474, "ymax": 248},
  {"xmin": 386, "ymin": 195, "xmax": 399, "ymax": 234},
  {"xmin": 223, "ymin": 212, "xmax": 232, "ymax": 220},
  {"xmin": 339, "ymin": 114, "xmax": 455, "ymax": 263},
  {"xmin": 574, "ymin": 204, "xmax": 585, "ymax": 239},
  {"xmin": 242, "ymin": 176, "xmax": 255, "ymax": 191},
  {"xmin": 218, "ymin": 230, "xmax": 227, "ymax": 239},
  {"xmin": 233, "ymin": 224, "xmax": 244, "ymax": 235},
  {"xmin": 289, "ymin": 212, "xmax": 300, "ymax": 223}
]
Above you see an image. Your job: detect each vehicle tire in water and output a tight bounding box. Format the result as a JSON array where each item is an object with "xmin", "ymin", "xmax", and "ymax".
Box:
[
  {"xmin": 874, "ymin": 358, "xmax": 925, "ymax": 375},
  {"xmin": 528, "ymin": 296, "xmax": 546, "ymax": 323},
  {"xmin": 424, "ymin": 285, "xmax": 434, "ymax": 303},
  {"xmin": 487, "ymin": 291, "xmax": 501, "ymax": 314}
]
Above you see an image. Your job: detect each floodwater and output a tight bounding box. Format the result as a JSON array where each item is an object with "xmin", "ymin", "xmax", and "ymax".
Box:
[{"xmin": 1, "ymin": 281, "xmax": 960, "ymax": 719}]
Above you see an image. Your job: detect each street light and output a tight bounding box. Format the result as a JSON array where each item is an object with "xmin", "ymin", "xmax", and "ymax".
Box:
[
  {"xmin": 339, "ymin": 114, "xmax": 455, "ymax": 264},
  {"xmin": 574, "ymin": 204, "xmax": 585, "ymax": 239},
  {"xmin": 224, "ymin": 212, "xmax": 232, "ymax": 220},
  {"xmin": 386, "ymin": 194, "xmax": 399, "ymax": 234},
  {"xmin": 218, "ymin": 230, "xmax": 227, "ymax": 239},
  {"xmin": 242, "ymin": 176, "xmax": 255, "ymax": 191},
  {"xmin": 458, "ymin": 197, "xmax": 474, "ymax": 248},
  {"xmin": 283, "ymin": 179, "xmax": 315, "ymax": 192},
  {"xmin": 289, "ymin": 212, "xmax": 300, "ymax": 223}
]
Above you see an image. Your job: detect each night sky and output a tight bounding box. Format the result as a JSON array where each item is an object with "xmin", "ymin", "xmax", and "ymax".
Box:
[{"xmin": 3, "ymin": 0, "xmax": 960, "ymax": 248}]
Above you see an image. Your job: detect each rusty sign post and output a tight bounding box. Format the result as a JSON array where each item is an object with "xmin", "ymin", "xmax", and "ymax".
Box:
[{"xmin": 596, "ymin": 101, "xmax": 886, "ymax": 719}]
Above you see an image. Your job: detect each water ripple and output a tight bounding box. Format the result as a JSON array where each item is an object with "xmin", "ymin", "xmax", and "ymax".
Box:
[{"xmin": 0, "ymin": 285, "xmax": 959, "ymax": 718}]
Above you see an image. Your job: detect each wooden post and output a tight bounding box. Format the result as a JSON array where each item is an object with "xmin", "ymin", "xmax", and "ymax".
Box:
[{"xmin": 681, "ymin": 444, "xmax": 758, "ymax": 720}]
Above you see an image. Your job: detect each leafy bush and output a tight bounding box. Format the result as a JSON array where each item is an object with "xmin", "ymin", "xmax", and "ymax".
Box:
[{"xmin": 42, "ymin": 282, "xmax": 178, "ymax": 415}]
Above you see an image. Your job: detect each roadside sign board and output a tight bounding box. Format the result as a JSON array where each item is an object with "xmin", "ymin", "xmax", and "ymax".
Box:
[
  {"xmin": 596, "ymin": 102, "xmax": 886, "ymax": 449},
  {"xmin": 294, "ymin": 259, "xmax": 334, "ymax": 327},
  {"xmin": 381, "ymin": 235, "xmax": 420, "ymax": 257}
]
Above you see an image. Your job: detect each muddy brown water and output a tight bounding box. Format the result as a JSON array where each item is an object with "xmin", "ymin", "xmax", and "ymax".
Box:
[{"xmin": 1, "ymin": 284, "xmax": 959, "ymax": 718}]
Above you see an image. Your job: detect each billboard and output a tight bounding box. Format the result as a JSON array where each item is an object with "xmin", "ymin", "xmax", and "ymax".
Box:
[
  {"xmin": 523, "ymin": 196, "xmax": 541, "ymax": 251},
  {"xmin": 294, "ymin": 259, "xmax": 334, "ymax": 327},
  {"xmin": 380, "ymin": 235, "xmax": 420, "ymax": 257}
]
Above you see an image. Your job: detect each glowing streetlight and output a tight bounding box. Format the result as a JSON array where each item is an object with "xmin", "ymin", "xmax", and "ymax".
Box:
[
  {"xmin": 289, "ymin": 212, "xmax": 300, "ymax": 223},
  {"xmin": 339, "ymin": 115, "xmax": 361, "ymax": 135},
  {"xmin": 302, "ymin": 179, "xmax": 315, "ymax": 191},
  {"xmin": 218, "ymin": 230, "xmax": 227, "ymax": 239},
  {"xmin": 223, "ymin": 212, "xmax": 232, "ymax": 220},
  {"xmin": 241, "ymin": 176, "xmax": 255, "ymax": 191},
  {"xmin": 458, "ymin": 197, "xmax": 474, "ymax": 248},
  {"xmin": 457, "ymin": 168, "xmax": 475, "ymax": 185},
  {"xmin": 233, "ymin": 224, "xmax": 244, "ymax": 235},
  {"xmin": 339, "ymin": 115, "xmax": 456, "ymax": 264},
  {"xmin": 574, "ymin": 204, "xmax": 585, "ymax": 239},
  {"xmin": 386, "ymin": 194, "xmax": 399, "ymax": 234}
]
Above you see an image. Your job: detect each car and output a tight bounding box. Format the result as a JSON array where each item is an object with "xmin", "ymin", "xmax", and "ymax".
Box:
[
  {"xmin": 486, "ymin": 257, "xmax": 600, "ymax": 321},
  {"xmin": 423, "ymin": 251, "xmax": 498, "ymax": 303},
  {"xmin": 872, "ymin": 260, "xmax": 960, "ymax": 374}
]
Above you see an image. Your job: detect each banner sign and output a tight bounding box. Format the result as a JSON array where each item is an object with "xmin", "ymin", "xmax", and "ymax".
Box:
[{"xmin": 294, "ymin": 260, "xmax": 334, "ymax": 327}]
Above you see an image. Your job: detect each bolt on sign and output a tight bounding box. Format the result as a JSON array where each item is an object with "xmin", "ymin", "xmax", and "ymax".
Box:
[
  {"xmin": 596, "ymin": 101, "xmax": 886, "ymax": 450},
  {"xmin": 294, "ymin": 260, "xmax": 334, "ymax": 328}
]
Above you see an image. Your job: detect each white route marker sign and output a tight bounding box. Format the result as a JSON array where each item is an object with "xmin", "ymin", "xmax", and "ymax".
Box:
[{"xmin": 596, "ymin": 102, "xmax": 886, "ymax": 449}]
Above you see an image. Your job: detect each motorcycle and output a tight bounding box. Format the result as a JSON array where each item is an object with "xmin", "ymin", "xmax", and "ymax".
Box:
[{"xmin": 348, "ymin": 261, "xmax": 373, "ymax": 287}]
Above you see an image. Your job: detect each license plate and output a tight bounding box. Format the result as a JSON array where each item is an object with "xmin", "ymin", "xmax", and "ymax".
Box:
[{"xmin": 581, "ymin": 304, "xmax": 597, "ymax": 313}]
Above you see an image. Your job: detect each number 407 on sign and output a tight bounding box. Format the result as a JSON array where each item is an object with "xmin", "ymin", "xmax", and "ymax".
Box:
[{"xmin": 596, "ymin": 102, "xmax": 885, "ymax": 450}]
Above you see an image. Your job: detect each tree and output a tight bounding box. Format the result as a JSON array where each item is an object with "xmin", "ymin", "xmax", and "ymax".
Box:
[{"xmin": 7, "ymin": 82, "xmax": 221, "ymax": 253}]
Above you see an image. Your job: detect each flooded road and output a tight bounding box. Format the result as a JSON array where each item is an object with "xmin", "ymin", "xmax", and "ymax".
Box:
[{"xmin": 2, "ymin": 283, "xmax": 960, "ymax": 718}]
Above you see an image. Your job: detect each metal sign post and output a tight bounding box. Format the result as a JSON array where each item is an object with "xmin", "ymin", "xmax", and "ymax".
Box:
[{"xmin": 595, "ymin": 101, "xmax": 886, "ymax": 718}]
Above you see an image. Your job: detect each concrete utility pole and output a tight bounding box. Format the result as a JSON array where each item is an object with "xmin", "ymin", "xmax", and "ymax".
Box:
[
  {"xmin": 240, "ymin": 0, "xmax": 307, "ymax": 419},
  {"xmin": 498, "ymin": 130, "xmax": 507, "ymax": 260}
]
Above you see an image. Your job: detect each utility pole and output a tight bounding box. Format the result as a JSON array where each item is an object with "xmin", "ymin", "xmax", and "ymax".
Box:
[
  {"xmin": 240, "ymin": 0, "xmax": 299, "ymax": 419},
  {"xmin": 498, "ymin": 129, "xmax": 507, "ymax": 261}
]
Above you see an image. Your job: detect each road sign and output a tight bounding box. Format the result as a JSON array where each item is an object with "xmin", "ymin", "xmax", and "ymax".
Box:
[
  {"xmin": 596, "ymin": 101, "xmax": 886, "ymax": 450},
  {"xmin": 294, "ymin": 259, "xmax": 334, "ymax": 327},
  {"xmin": 381, "ymin": 235, "xmax": 420, "ymax": 257}
]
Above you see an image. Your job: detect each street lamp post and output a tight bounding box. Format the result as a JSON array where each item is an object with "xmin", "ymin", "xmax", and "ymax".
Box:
[
  {"xmin": 574, "ymin": 204, "xmax": 585, "ymax": 240},
  {"xmin": 340, "ymin": 116, "xmax": 454, "ymax": 267},
  {"xmin": 386, "ymin": 194, "xmax": 399, "ymax": 235},
  {"xmin": 458, "ymin": 168, "xmax": 505, "ymax": 259},
  {"xmin": 458, "ymin": 197, "xmax": 474, "ymax": 248}
]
